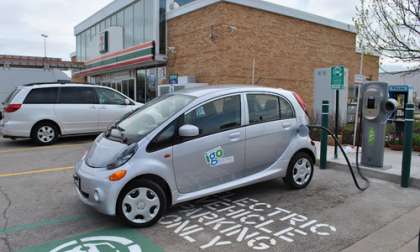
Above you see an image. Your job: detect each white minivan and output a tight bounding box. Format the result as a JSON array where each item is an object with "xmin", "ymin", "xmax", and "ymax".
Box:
[{"xmin": 0, "ymin": 83, "xmax": 143, "ymax": 145}]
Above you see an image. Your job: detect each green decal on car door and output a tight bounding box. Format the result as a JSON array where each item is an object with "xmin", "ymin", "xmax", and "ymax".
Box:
[{"xmin": 204, "ymin": 146, "xmax": 235, "ymax": 167}]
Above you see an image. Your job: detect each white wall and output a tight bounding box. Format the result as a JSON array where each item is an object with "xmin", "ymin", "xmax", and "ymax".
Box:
[{"xmin": 0, "ymin": 68, "xmax": 69, "ymax": 104}]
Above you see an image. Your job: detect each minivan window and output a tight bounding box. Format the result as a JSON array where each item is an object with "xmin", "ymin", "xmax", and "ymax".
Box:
[
  {"xmin": 3, "ymin": 87, "xmax": 22, "ymax": 105},
  {"xmin": 184, "ymin": 95, "xmax": 241, "ymax": 136},
  {"xmin": 58, "ymin": 87, "xmax": 97, "ymax": 104},
  {"xmin": 111, "ymin": 94, "xmax": 195, "ymax": 143},
  {"xmin": 24, "ymin": 88, "xmax": 58, "ymax": 104},
  {"xmin": 247, "ymin": 94, "xmax": 280, "ymax": 124},
  {"xmin": 96, "ymin": 88, "xmax": 127, "ymax": 105}
]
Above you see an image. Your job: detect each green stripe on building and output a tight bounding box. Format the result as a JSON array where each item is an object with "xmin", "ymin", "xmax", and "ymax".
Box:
[{"xmin": 87, "ymin": 47, "xmax": 154, "ymax": 69}]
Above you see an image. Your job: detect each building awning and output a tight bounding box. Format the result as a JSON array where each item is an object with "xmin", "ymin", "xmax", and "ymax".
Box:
[{"xmin": 75, "ymin": 41, "xmax": 155, "ymax": 77}]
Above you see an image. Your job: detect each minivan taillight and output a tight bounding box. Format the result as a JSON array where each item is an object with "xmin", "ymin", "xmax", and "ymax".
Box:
[
  {"xmin": 4, "ymin": 104, "xmax": 22, "ymax": 113},
  {"xmin": 293, "ymin": 92, "xmax": 307, "ymax": 114}
]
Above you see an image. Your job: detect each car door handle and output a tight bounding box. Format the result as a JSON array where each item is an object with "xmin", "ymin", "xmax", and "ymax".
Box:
[
  {"xmin": 229, "ymin": 132, "xmax": 241, "ymax": 141},
  {"xmin": 282, "ymin": 122, "xmax": 292, "ymax": 129}
]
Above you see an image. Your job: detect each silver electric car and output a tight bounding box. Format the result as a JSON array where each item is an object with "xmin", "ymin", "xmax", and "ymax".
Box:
[{"xmin": 74, "ymin": 85, "xmax": 316, "ymax": 227}]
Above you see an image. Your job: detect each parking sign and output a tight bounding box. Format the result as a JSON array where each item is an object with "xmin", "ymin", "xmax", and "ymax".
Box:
[{"xmin": 331, "ymin": 66, "xmax": 345, "ymax": 89}]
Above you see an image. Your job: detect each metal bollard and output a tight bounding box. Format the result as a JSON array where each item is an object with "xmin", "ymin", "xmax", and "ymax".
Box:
[
  {"xmin": 401, "ymin": 103, "xmax": 414, "ymax": 188},
  {"xmin": 320, "ymin": 101, "xmax": 329, "ymax": 169}
]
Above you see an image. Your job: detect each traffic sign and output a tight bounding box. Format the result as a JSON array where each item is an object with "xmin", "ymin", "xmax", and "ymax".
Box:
[{"xmin": 331, "ymin": 66, "xmax": 345, "ymax": 89}]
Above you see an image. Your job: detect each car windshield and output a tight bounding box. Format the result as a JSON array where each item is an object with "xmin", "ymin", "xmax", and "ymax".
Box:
[{"xmin": 107, "ymin": 94, "xmax": 196, "ymax": 143}]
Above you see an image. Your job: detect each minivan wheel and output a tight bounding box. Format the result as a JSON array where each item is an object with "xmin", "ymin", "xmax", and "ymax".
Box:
[
  {"xmin": 117, "ymin": 179, "xmax": 167, "ymax": 227},
  {"xmin": 283, "ymin": 152, "xmax": 314, "ymax": 189},
  {"xmin": 31, "ymin": 122, "xmax": 58, "ymax": 145}
]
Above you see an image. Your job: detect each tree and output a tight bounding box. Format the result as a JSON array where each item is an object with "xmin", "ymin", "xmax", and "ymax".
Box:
[{"xmin": 354, "ymin": 0, "xmax": 420, "ymax": 72}]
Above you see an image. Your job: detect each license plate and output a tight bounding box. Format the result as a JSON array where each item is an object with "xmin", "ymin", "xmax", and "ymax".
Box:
[{"xmin": 73, "ymin": 174, "xmax": 81, "ymax": 190}]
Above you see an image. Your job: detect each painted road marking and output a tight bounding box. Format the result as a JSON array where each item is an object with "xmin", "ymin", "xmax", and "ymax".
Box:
[
  {"xmin": 17, "ymin": 228, "xmax": 163, "ymax": 252},
  {"xmin": 160, "ymin": 192, "xmax": 337, "ymax": 250},
  {"xmin": 0, "ymin": 143, "xmax": 89, "ymax": 155},
  {"xmin": 0, "ymin": 166, "xmax": 73, "ymax": 178},
  {"xmin": 0, "ymin": 215, "xmax": 85, "ymax": 235}
]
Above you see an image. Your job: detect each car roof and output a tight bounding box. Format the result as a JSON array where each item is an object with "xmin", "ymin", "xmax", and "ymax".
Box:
[
  {"xmin": 22, "ymin": 83, "xmax": 99, "ymax": 89},
  {"xmin": 175, "ymin": 84, "xmax": 288, "ymax": 98}
]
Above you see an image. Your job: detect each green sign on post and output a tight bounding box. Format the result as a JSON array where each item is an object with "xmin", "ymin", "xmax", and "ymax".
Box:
[{"xmin": 331, "ymin": 66, "xmax": 345, "ymax": 89}]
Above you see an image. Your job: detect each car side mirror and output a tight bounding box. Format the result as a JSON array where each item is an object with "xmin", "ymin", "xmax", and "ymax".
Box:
[
  {"xmin": 124, "ymin": 98, "xmax": 131, "ymax": 105},
  {"xmin": 179, "ymin": 124, "xmax": 199, "ymax": 137}
]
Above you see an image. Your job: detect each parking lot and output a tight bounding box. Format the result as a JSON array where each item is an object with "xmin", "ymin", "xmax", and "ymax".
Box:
[{"xmin": 0, "ymin": 137, "xmax": 420, "ymax": 252}]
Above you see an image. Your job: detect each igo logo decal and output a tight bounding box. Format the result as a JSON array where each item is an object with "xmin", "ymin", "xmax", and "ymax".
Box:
[{"xmin": 205, "ymin": 146, "xmax": 234, "ymax": 167}]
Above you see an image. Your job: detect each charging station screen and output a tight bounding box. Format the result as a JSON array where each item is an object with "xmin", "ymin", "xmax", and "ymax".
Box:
[{"xmin": 367, "ymin": 97, "xmax": 376, "ymax": 109}]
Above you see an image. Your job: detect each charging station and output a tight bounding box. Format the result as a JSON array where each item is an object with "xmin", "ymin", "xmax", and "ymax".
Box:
[{"xmin": 360, "ymin": 82, "xmax": 397, "ymax": 168}]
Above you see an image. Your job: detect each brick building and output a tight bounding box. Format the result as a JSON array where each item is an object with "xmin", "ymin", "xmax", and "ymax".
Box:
[
  {"xmin": 74, "ymin": 0, "xmax": 379, "ymax": 109},
  {"xmin": 166, "ymin": 0, "xmax": 379, "ymax": 111}
]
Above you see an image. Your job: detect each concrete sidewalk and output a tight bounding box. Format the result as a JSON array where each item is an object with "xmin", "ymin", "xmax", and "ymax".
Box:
[
  {"xmin": 315, "ymin": 142, "xmax": 420, "ymax": 188},
  {"xmin": 342, "ymin": 204, "xmax": 420, "ymax": 252}
]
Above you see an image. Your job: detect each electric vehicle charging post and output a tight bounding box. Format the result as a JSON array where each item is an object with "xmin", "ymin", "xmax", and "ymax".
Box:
[
  {"xmin": 401, "ymin": 103, "xmax": 414, "ymax": 188},
  {"xmin": 360, "ymin": 82, "xmax": 397, "ymax": 168},
  {"xmin": 320, "ymin": 100, "xmax": 329, "ymax": 169}
]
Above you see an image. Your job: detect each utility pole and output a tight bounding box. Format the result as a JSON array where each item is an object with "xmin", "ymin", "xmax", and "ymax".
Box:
[
  {"xmin": 353, "ymin": 0, "xmax": 365, "ymax": 147},
  {"xmin": 41, "ymin": 34, "xmax": 48, "ymax": 58}
]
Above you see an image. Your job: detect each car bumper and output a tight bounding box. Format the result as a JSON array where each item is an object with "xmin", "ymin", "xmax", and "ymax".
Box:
[
  {"xmin": 0, "ymin": 120, "xmax": 31, "ymax": 138},
  {"xmin": 74, "ymin": 158, "xmax": 125, "ymax": 216}
]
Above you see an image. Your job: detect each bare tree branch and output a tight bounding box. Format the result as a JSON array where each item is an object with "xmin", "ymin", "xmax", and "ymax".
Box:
[{"xmin": 354, "ymin": 0, "xmax": 420, "ymax": 72}]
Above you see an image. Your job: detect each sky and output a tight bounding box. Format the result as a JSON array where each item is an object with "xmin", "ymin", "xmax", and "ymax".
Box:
[{"xmin": 0, "ymin": 0, "xmax": 407, "ymax": 72}]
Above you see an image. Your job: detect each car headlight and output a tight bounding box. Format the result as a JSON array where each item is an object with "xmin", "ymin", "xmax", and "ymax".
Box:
[{"xmin": 107, "ymin": 143, "xmax": 138, "ymax": 170}]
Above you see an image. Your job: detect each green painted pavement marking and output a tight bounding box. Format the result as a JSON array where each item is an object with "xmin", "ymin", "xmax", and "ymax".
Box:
[
  {"xmin": 17, "ymin": 227, "xmax": 164, "ymax": 252},
  {"xmin": 0, "ymin": 215, "xmax": 85, "ymax": 235}
]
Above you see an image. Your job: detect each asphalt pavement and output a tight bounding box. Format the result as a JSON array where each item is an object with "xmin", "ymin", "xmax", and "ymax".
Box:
[{"xmin": 0, "ymin": 137, "xmax": 419, "ymax": 252}]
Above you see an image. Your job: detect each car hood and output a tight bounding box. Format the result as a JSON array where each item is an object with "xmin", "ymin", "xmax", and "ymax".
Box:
[{"xmin": 85, "ymin": 134, "xmax": 128, "ymax": 168}]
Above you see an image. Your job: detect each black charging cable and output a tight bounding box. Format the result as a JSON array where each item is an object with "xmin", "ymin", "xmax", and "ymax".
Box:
[{"xmin": 307, "ymin": 124, "xmax": 369, "ymax": 191}]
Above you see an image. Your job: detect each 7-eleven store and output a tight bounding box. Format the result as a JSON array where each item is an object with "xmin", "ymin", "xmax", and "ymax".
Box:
[{"xmin": 73, "ymin": 0, "xmax": 168, "ymax": 104}]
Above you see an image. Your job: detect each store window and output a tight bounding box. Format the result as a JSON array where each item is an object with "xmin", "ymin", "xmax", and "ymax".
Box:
[{"xmin": 159, "ymin": 0, "xmax": 167, "ymax": 55}]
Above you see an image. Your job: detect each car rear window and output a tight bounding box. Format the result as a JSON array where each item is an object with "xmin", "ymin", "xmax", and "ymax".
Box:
[
  {"xmin": 3, "ymin": 87, "xmax": 22, "ymax": 105},
  {"xmin": 58, "ymin": 87, "xmax": 97, "ymax": 104},
  {"xmin": 24, "ymin": 88, "xmax": 58, "ymax": 104}
]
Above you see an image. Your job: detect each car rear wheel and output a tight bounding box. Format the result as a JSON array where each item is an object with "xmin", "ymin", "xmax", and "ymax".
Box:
[
  {"xmin": 31, "ymin": 122, "xmax": 59, "ymax": 145},
  {"xmin": 117, "ymin": 179, "xmax": 167, "ymax": 227},
  {"xmin": 283, "ymin": 152, "xmax": 314, "ymax": 189}
]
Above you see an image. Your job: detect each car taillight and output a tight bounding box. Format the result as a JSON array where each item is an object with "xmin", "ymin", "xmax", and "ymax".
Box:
[
  {"xmin": 293, "ymin": 92, "xmax": 307, "ymax": 113},
  {"xmin": 4, "ymin": 104, "xmax": 22, "ymax": 113}
]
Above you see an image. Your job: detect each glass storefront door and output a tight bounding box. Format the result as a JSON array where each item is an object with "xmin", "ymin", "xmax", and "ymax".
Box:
[{"xmin": 136, "ymin": 68, "xmax": 157, "ymax": 104}]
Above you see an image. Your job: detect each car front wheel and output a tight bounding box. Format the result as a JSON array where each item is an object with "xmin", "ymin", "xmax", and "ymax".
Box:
[
  {"xmin": 117, "ymin": 179, "xmax": 167, "ymax": 227},
  {"xmin": 284, "ymin": 152, "xmax": 314, "ymax": 189}
]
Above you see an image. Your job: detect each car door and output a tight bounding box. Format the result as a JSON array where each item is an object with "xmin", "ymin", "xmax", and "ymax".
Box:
[
  {"xmin": 172, "ymin": 94, "xmax": 246, "ymax": 194},
  {"xmin": 244, "ymin": 93, "xmax": 297, "ymax": 173},
  {"xmin": 55, "ymin": 86, "xmax": 99, "ymax": 134},
  {"xmin": 95, "ymin": 87, "xmax": 135, "ymax": 131}
]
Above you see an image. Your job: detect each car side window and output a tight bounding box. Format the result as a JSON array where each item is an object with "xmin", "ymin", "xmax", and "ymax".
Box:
[
  {"xmin": 24, "ymin": 87, "xmax": 58, "ymax": 104},
  {"xmin": 147, "ymin": 121, "xmax": 178, "ymax": 152},
  {"xmin": 58, "ymin": 87, "xmax": 97, "ymax": 104},
  {"xmin": 184, "ymin": 95, "xmax": 241, "ymax": 136},
  {"xmin": 96, "ymin": 88, "xmax": 127, "ymax": 105},
  {"xmin": 247, "ymin": 94, "xmax": 280, "ymax": 124},
  {"xmin": 279, "ymin": 97, "xmax": 295, "ymax": 119}
]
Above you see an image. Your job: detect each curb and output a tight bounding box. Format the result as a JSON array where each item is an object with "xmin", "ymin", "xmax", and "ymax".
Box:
[{"xmin": 323, "ymin": 161, "xmax": 420, "ymax": 190}]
